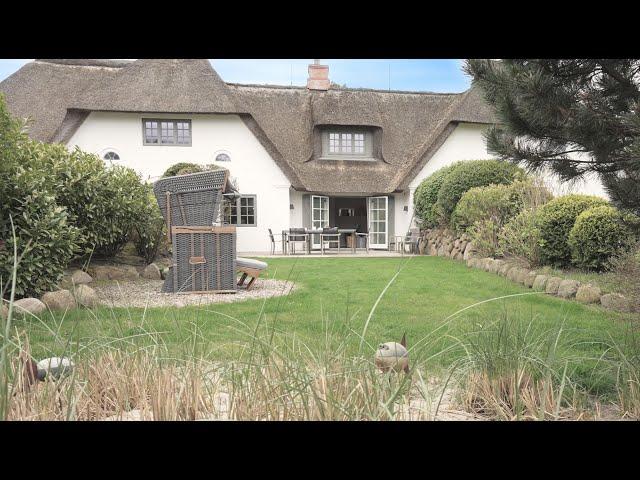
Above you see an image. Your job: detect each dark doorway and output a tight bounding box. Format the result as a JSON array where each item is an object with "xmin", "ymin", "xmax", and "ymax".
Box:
[{"xmin": 329, "ymin": 197, "xmax": 367, "ymax": 247}]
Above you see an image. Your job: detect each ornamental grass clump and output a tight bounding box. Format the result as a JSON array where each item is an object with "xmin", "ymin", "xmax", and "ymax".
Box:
[
  {"xmin": 450, "ymin": 313, "xmax": 587, "ymax": 420},
  {"xmin": 606, "ymin": 328, "xmax": 640, "ymax": 419}
]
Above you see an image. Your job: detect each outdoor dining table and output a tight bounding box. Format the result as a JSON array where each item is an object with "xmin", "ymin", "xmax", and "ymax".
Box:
[{"xmin": 281, "ymin": 228, "xmax": 358, "ymax": 254}]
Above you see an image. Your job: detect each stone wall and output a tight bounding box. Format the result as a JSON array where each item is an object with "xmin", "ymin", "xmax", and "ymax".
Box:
[
  {"xmin": 419, "ymin": 228, "xmax": 478, "ymax": 261},
  {"xmin": 419, "ymin": 227, "xmax": 635, "ymax": 314}
]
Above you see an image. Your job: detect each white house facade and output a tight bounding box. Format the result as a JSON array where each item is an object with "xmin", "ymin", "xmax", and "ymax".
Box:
[{"xmin": 0, "ymin": 59, "xmax": 607, "ymax": 253}]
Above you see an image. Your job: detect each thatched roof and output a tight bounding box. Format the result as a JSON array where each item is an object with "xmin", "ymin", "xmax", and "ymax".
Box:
[
  {"xmin": 0, "ymin": 59, "xmax": 497, "ymax": 193},
  {"xmin": 71, "ymin": 59, "xmax": 242, "ymax": 114}
]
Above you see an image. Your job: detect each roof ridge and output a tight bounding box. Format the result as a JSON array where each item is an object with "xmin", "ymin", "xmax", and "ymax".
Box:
[
  {"xmin": 35, "ymin": 59, "xmax": 132, "ymax": 68},
  {"xmin": 228, "ymin": 82, "xmax": 464, "ymax": 96}
]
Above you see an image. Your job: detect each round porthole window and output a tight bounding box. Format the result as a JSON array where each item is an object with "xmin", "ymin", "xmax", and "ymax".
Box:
[
  {"xmin": 215, "ymin": 152, "xmax": 231, "ymax": 162},
  {"xmin": 103, "ymin": 151, "xmax": 120, "ymax": 161}
]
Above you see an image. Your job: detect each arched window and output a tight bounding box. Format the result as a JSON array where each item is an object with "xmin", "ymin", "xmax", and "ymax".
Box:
[
  {"xmin": 215, "ymin": 152, "xmax": 231, "ymax": 162},
  {"xmin": 103, "ymin": 151, "xmax": 120, "ymax": 161}
]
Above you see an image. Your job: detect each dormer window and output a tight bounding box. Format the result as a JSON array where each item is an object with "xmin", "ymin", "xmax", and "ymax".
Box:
[{"xmin": 320, "ymin": 127, "xmax": 374, "ymax": 160}]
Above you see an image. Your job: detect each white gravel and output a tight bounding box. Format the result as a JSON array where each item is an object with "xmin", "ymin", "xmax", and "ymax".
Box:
[{"xmin": 94, "ymin": 278, "xmax": 297, "ymax": 309}]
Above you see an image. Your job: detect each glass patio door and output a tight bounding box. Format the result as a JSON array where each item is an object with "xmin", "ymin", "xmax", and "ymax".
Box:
[
  {"xmin": 311, "ymin": 195, "xmax": 329, "ymax": 249},
  {"xmin": 368, "ymin": 196, "xmax": 388, "ymax": 249}
]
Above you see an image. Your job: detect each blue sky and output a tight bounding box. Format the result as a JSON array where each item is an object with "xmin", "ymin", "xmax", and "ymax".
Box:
[{"xmin": 0, "ymin": 59, "xmax": 471, "ymax": 92}]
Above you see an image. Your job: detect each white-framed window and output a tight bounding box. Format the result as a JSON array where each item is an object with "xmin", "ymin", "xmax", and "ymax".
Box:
[
  {"xmin": 143, "ymin": 119, "xmax": 191, "ymax": 146},
  {"xmin": 223, "ymin": 195, "xmax": 256, "ymax": 227},
  {"xmin": 322, "ymin": 128, "xmax": 373, "ymax": 159}
]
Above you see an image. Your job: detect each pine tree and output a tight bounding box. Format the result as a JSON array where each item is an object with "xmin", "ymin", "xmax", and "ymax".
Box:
[{"xmin": 465, "ymin": 59, "xmax": 640, "ymax": 215}]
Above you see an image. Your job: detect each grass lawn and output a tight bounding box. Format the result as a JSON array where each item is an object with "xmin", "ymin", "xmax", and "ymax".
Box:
[{"xmin": 13, "ymin": 256, "xmax": 637, "ymax": 397}]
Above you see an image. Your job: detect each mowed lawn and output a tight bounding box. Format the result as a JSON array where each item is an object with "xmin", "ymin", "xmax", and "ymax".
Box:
[{"xmin": 17, "ymin": 256, "xmax": 634, "ymax": 382}]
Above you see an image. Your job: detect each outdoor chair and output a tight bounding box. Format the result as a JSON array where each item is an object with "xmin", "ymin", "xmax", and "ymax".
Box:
[
  {"xmin": 288, "ymin": 228, "xmax": 309, "ymax": 255},
  {"xmin": 236, "ymin": 257, "xmax": 268, "ymax": 290},
  {"xmin": 402, "ymin": 229, "xmax": 421, "ymax": 254},
  {"xmin": 389, "ymin": 235, "xmax": 403, "ymax": 252},
  {"xmin": 355, "ymin": 226, "xmax": 369, "ymax": 253},
  {"xmin": 320, "ymin": 227, "xmax": 340, "ymax": 254},
  {"xmin": 268, "ymin": 228, "xmax": 286, "ymax": 255}
]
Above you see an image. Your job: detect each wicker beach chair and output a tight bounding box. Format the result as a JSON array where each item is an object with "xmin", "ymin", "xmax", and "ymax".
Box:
[
  {"xmin": 153, "ymin": 170, "xmax": 228, "ymax": 228},
  {"xmin": 153, "ymin": 170, "xmax": 237, "ymax": 294}
]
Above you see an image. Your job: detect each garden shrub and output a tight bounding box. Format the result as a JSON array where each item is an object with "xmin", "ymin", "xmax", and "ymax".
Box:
[
  {"xmin": 162, "ymin": 162, "xmax": 222, "ymax": 178},
  {"xmin": 413, "ymin": 163, "xmax": 462, "ymax": 228},
  {"xmin": 452, "ymin": 181, "xmax": 524, "ymax": 233},
  {"xmin": 536, "ymin": 195, "xmax": 609, "ymax": 267},
  {"xmin": 132, "ymin": 186, "xmax": 166, "ymax": 264},
  {"xmin": 468, "ymin": 219, "xmax": 502, "ymax": 257},
  {"xmin": 452, "ymin": 179, "xmax": 552, "ymax": 257},
  {"xmin": 94, "ymin": 166, "xmax": 150, "ymax": 257},
  {"xmin": 435, "ymin": 159, "xmax": 525, "ymax": 224},
  {"xmin": 568, "ymin": 205, "xmax": 637, "ymax": 271},
  {"xmin": 30, "ymin": 144, "xmax": 150, "ymax": 258},
  {"xmin": 0, "ymin": 96, "xmax": 79, "ymax": 298},
  {"xmin": 499, "ymin": 208, "xmax": 544, "ymax": 266}
]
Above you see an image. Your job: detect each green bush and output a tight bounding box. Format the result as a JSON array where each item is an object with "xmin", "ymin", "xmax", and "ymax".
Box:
[
  {"xmin": 468, "ymin": 219, "xmax": 502, "ymax": 257},
  {"xmin": 132, "ymin": 187, "xmax": 166, "ymax": 265},
  {"xmin": 451, "ymin": 179, "xmax": 552, "ymax": 257},
  {"xmin": 162, "ymin": 162, "xmax": 222, "ymax": 178},
  {"xmin": 31, "ymin": 144, "xmax": 150, "ymax": 258},
  {"xmin": 452, "ymin": 181, "xmax": 524, "ymax": 233},
  {"xmin": 568, "ymin": 206, "xmax": 636, "ymax": 271},
  {"xmin": 536, "ymin": 195, "xmax": 609, "ymax": 267},
  {"xmin": 0, "ymin": 96, "xmax": 79, "ymax": 298},
  {"xmin": 94, "ymin": 166, "xmax": 150, "ymax": 257},
  {"xmin": 435, "ymin": 160, "xmax": 525, "ymax": 224},
  {"xmin": 499, "ymin": 208, "xmax": 544, "ymax": 266},
  {"xmin": 413, "ymin": 163, "xmax": 462, "ymax": 228}
]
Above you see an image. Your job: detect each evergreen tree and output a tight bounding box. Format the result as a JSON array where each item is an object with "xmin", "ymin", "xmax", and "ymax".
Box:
[{"xmin": 465, "ymin": 59, "xmax": 640, "ymax": 215}]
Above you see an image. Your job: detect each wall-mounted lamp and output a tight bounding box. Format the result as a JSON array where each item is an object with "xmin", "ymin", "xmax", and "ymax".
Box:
[
  {"xmin": 290, "ymin": 204, "xmax": 295, "ymax": 210},
  {"xmin": 403, "ymin": 205, "xmax": 409, "ymax": 212}
]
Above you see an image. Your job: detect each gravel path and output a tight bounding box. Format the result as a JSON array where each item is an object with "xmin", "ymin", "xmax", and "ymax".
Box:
[{"xmin": 94, "ymin": 278, "xmax": 297, "ymax": 309}]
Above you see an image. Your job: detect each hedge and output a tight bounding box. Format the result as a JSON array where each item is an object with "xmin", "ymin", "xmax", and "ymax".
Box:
[
  {"xmin": 413, "ymin": 163, "xmax": 463, "ymax": 228},
  {"xmin": 434, "ymin": 159, "xmax": 525, "ymax": 224}
]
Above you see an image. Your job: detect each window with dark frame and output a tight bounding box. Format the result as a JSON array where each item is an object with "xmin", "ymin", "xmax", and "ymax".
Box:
[
  {"xmin": 103, "ymin": 151, "xmax": 120, "ymax": 161},
  {"xmin": 143, "ymin": 119, "xmax": 192, "ymax": 146},
  {"xmin": 223, "ymin": 195, "xmax": 257, "ymax": 227}
]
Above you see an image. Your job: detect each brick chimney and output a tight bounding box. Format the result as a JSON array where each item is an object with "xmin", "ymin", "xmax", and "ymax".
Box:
[{"xmin": 307, "ymin": 59, "xmax": 330, "ymax": 91}]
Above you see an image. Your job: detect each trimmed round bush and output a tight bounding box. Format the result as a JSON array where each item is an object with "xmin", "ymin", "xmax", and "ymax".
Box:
[
  {"xmin": 435, "ymin": 159, "xmax": 525, "ymax": 224},
  {"xmin": 568, "ymin": 205, "xmax": 636, "ymax": 271},
  {"xmin": 162, "ymin": 162, "xmax": 223, "ymax": 178},
  {"xmin": 536, "ymin": 195, "xmax": 609, "ymax": 267},
  {"xmin": 413, "ymin": 163, "xmax": 462, "ymax": 228}
]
